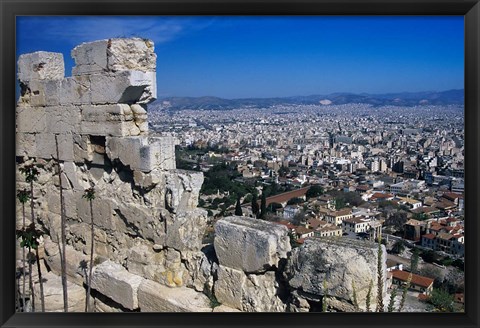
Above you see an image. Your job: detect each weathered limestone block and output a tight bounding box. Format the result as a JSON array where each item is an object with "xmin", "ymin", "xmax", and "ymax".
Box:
[
  {"xmin": 106, "ymin": 38, "xmax": 156, "ymax": 72},
  {"xmin": 62, "ymin": 161, "xmax": 89, "ymax": 191},
  {"xmin": 71, "ymin": 40, "xmax": 109, "ymax": 76},
  {"xmin": 214, "ymin": 216, "xmax": 291, "ymax": 273},
  {"xmin": 81, "ymin": 104, "xmax": 133, "ymax": 122},
  {"xmin": 76, "ymin": 193, "xmax": 115, "ymax": 231},
  {"xmin": 113, "ymin": 201, "xmax": 158, "ymax": 237},
  {"xmin": 91, "ymin": 260, "xmax": 144, "ymax": 310},
  {"xmin": 106, "ymin": 136, "xmax": 175, "ymax": 172},
  {"xmin": 72, "ymin": 134, "xmax": 90, "ymax": 162},
  {"xmin": 16, "ymin": 133, "xmax": 36, "ymax": 157},
  {"xmin": 44, "ymin": 237, "xmax": 89, "ymax": 286},
  {"xmin": 58, "ymin": 75, "xmax": 91, "ymax": 105},
  {"xmin": 72, "ymin": 38, "xmax": 156, "ymax": 75},
  {"xmin": 165, "ymin": 169, "xmax": 203, "ymax": 213},
  {"xmin": 80, "ymin": 120, "xmax": 140, "ymax": 137},
  {"xmin": 283, "ymin": 237, "xmax": 387, "ymax": 311},
  {"xmin": 16, "ymin": 106, "xmax": 47, "ymax": 133},
  {"xmin": 138, "ymin": 279, "xmax": 212, "ymax": 312},
  {"xmin": 46, "ymin": 187, "xmax": 76, "ymax": 218},
  {"xmin": 126, "ymin": 243, "xmax": 165, "ymax": 281},
  {"xmin": 17, "ymin": 51, "xmax": 64, "ymax": 82},
  {"xmin": 17, "ymin": 80, "xmax": 61, "ymax": 107},
  {"xmin": 214, "ymin": 265, "xmax": 286, "ymax": 312},
  {"xmin": 133, "ymin": 169, "xmax": 163, "ymax": 190},
  {"xmin": 183, "ymin": 250, "xmax": 216, "ymax": 293},
  {"xmin": 214, "ymin": 265, "xmax": 246, "ymax": 310},
  {"xmin": 93, "ymin": 295, "xmax": 124, "ymax": 313},
  {"xmin": 165, "ymin": 208, "xmax": 208, "ymax": 252},
  {"xmin": 89, "ymin": 70, "xmax": 156, "ymax": 105},
  {"xmin": 212, "ymin": 305, "xmax": 242, "ymax": 312},
  {"xmin": 33, "ymin": 133, "xmax": 74, "ymax": 160},
  {"xmin": 34, "ymin": 271, "xmax": 85, "ymax": 312},
  {"xmin": 243, "ymin": 272, "xmax": 287, "ymax": 312},
  {"xmin": 45, "ymin": 105, "xmax": 82, "ymax": 133}
]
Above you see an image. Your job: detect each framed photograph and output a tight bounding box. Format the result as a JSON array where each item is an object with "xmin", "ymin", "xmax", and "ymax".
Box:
[{"xmin": 1, "ymin": 1, "xmax": 479, "ymax": 328}]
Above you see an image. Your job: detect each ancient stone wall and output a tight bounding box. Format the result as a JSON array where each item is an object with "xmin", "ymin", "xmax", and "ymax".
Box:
[
  {"xmin": 16, "ymin": 38, "xmax": 213, "ymax": 312},
  {"xmin": 16, "ymin": 38, "xmax": 387, "ymax": 313}
]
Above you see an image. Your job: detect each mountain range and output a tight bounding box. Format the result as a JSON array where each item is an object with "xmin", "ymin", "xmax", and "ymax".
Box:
[{"xmin": 150, "ymin": 89, "xmax": 464, "ymax": 111}]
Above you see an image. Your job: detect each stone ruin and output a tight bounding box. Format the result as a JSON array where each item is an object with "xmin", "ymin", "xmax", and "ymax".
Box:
[{"xmin": 15, "ymin": 38, "xmax": 387, "ymax": 312}]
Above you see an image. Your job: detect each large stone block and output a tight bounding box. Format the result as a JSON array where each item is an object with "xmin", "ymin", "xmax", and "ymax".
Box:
[
  {"xmin": 34, "ymin": 271, "xmax": 86, "ymax": 312},
  {"xmin": 58, "ymin": 75, "xmax": 91, "ymax": 105},
  {"xmin": 33, "ymin": 133, "xmax": 73, "ymax": 160},
  {"xmin": 106, "ymin": 136, "xmax": 175, "ymax": 172},
  {"xmin": 76, "ymin": 193, "xmax": 115, "ymax": 231},
  {"xmin": 283, "ymin": 237, "xmax": 387, "ymax": 311},
  {"xmin": 17, "ymin": 80, "xmax": 61, "ymax": 107},
  {"xmin": 45, "ymin": 105, "xmax": 82, "ymax": 134},
  {"xmin": 214, "ymin": 265, "xmax": 246, "ymax": 310},
  {"xmin": 91, "ymin": 260, "xmax": 144, "ymax": 310},
  {"xmin": 164, "ymin": 169, "xmax": 203, "ymax": 213},
  {"xmin": 214, "ymin": 216, "xmax": 291, "ymax": 273},
  {"xmin": 16, "ymin": 132, "xmax": 36, "ymax": 157},
  {"xmin": 17, "ymin": 51, "xmax": 64, "ymax": 82},
  {"xmin": 113, "ymin": 201, "xmax": 165, "ymax": 245},
  {"xmin": 165, "ymin": 208, "xmax": 208, "ymax": 252},
  {"xmin": 214, "ymin": 265, "xmax": 286, "ymax": 312},
  {"xmin": 16, "ymin": 105, "xmax": 47, "ymax": 133},
  {"xmin": 44, "ymin": 237, "xmax": 89, "ymax": 286},
  {"xmin": 89, "ymin": 70, "xmax": 156, "ymax": 105},
  {"xmin": 80, "ymin": 120, "xmax": 140, "ymax": 137},
  {"xmin": 81, "ymin": 104, "xmax": 133, "ymax": 122},
  {"xmin": 107, "ymin": 38, "xmax": 156, "ymax": 72},
  {"xmin": 71, "ymin": 40, "xmax": 109, "ymax": 76},
  {"xmin": 138, "ymin": 279, "xmax": 211, "ymax": 312}
]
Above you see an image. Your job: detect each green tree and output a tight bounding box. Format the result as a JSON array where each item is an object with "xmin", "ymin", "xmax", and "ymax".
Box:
[
  {"xmin": 260, "ymin": 192, "xmax": 267, "ymax": 219},
  {"xmin": 391, "ymin": 240, "xmax": 405, "ymax": 255},
  {"xmin": 428, "ymin": 288, "xmax": 454, "ymax": 312},
  {"xmin": 17, "ymin": 189, "xmax": 29, "ymax": 311},
  {"xmin": 410, "ymin": 248, "xmax": 420, "ymax": 274},
  {"xmin": 306, "ymin": 185, "xmax": 323, "ymax": 199},
  {"xmin": 251, "ymin": 193, "xmax": 259, "ymax": 218},
  {"xmin": 19, "ymin": 164, "xmax": 45, "ymax": 312},
  {"xmin": 287, "ymin": 197, "xmax": 304, "ymax": 205},
  {"xmin": 16, "ymin": 223, "xmax": 43, "ymax": 312},
  {"xmin": 82, "ymin": 187, "xmax": 96, "ymax": 312},
  {"xmin": 234, "ymin": 195, "xmax": 243, "ymax": 216},
  {"xmin": 278, "ymin": 166, "xmax": 290, "ymax": 178}
]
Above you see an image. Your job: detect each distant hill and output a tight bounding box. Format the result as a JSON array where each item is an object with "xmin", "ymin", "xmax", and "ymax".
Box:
[{"xmin": 150, "ymin": 89, "xmax": 464, "ymax": 111}]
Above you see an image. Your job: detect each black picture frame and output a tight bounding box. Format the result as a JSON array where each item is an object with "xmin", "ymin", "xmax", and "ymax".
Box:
[{"xmin": 1, "ymin": 1, "xmax": 479, "ymax": 327}]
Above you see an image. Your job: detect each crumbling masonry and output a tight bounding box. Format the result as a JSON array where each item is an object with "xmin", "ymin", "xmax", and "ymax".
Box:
[{"xmin": 16, "ymin": 38, "xmax": 387, "ymax": 312}]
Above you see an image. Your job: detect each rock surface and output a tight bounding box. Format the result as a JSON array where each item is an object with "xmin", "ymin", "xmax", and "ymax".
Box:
[
  {"xmin": 284, "ymin": 237, "xmax": 387, "ymax": 311},
  {"xmin": 138, "ymin": 279, "xmax": 212, "ymax": 312},
  {"xmin": 214, "ymin": 216, "xmax": 290, "ymax": 273},
  {"xmin": 91, "ymin": 260, "xmax": 144, "ymax": 310}
]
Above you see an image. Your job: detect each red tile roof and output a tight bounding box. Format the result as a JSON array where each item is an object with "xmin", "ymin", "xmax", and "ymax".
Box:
[
  {"xmin": 422, "ymin": 233, "xmax": 436, "ymax": 240},
  {"xmin": 391, "ymin": 270, "xmax": 434, "ymax": 288},
  {"xmin": 260, "ymin": 187, "xmax": 310, "ymax": 207}
]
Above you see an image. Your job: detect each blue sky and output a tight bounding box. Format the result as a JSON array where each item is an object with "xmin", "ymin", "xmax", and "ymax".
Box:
[{"xmin": 16, "ymin": 16, "xmax": 464, "ymax": 99}]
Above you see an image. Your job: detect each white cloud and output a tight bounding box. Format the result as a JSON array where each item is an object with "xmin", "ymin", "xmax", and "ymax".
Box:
[{"xmin": 18, "ymin": 16, "xmax": 215, "ymax": 46}]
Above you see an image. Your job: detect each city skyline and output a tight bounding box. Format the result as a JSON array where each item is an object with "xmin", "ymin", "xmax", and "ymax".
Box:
[{"xmin": 17, "ymin": 16, "xmax": 464, "ymax": 99}]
